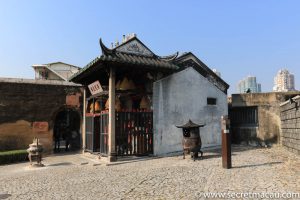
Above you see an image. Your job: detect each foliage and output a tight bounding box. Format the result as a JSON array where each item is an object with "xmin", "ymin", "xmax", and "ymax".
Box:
[{"xmin": 0, "ymin": 149, "xmax": 28, "ymax": 165}]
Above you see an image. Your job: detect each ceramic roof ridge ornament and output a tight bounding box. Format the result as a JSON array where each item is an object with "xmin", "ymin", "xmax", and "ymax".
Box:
[{"xmin": 99, "ymin": 37, "xmax": 178, "ymax": 61}]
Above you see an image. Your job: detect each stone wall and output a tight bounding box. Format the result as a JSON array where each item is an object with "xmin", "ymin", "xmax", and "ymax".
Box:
[
  {"xmin": 153, "ymin": 67, "xmax": 228, "ymax": 155},
  {"xmin": 0, "ymin": 80, "xmax": 82, "ymax": 152},
  {"xmin": 280, "ymin": 96, "xmax": 300, "ymax": 155},
  {"xmin": 230, "ymin": 92, "xmax": 300, "ymax": 145}
]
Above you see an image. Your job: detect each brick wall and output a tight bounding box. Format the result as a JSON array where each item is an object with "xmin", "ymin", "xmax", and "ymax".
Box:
[
  {"xmin": 0, "ymin": 81, "xmax": 82, "ymax": 152},
  {"xmin": 280, "ymin": 96, "xmax": 300, "ymax": 155}
]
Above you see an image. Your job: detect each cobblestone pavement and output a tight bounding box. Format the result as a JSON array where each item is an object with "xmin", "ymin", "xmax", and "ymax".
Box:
[{"xmin": 0, "ymin": 146, "xmax": 299, "ymax": 200}]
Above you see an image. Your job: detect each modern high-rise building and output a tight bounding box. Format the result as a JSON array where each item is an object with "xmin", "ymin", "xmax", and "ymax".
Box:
[
  {"xmin": 273, "ymin": 69, "xmax": 295, "ymax": 92},
  {"xmin": 237, "ymin": 76, "xmax": 261, "ymax": 93}
]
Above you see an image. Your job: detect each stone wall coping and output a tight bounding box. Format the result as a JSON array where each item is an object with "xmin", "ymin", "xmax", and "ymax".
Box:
[
  {"xmin": 280, "ymin": 95, "xmax": 300, "ymax": 107},
  {"xmin": 0, "ymin": 77, "xmax": 82, "ymax": 87}
]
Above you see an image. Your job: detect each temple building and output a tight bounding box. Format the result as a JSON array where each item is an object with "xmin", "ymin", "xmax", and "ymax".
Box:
[{"xmin": 69, "ymin": 35, "xmax": 229, "ymax": 160}]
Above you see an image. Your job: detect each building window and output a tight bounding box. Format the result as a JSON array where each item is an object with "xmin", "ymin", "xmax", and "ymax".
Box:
[
  {"xmin": 39, "ymin": 70, "xmax": 49, "ymax": 79},
  {"xmin": 207, "ymin": 98, "xmax": 217, "ymax": 105}
]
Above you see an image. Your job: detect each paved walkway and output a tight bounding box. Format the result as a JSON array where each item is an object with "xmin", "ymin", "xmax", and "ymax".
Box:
[{"xmin": 0, "ymin": 146, "xmax": 299, "ymax": 200}]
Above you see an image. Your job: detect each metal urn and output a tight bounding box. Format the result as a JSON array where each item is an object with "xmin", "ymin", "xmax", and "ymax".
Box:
[{"xmin": 176, "ymin": 119, "xmax": 205, "ymax": 161}]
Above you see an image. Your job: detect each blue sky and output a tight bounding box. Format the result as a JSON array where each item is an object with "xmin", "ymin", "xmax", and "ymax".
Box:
[{"xmin": 0, "ymin": 0, "xmax": 299, "ymax": 94}]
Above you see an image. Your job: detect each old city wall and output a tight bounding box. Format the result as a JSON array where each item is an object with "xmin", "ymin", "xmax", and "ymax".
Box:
[
  {"xmin": 280, "ymin": 96, "xmax": 300, "ymax": 155},
  {"xmin": 230, "ymin": 92, "xmax": 300, "ymax": 144},
  {"xmin": 0, "ymin": 81, "xmax": 82, "ymax": 152}
]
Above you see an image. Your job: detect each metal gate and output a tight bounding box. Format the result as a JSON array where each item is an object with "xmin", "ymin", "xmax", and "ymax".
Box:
[
  {"xmin": 116, "ymin": 111, "xmax": 153, "ymax": 156},
  {"xmin": 99, "ymin": 112, "xmax": 109, "ymax": 155},
  {"xmin": 85, "ymin": 113, "xmax": 109, "ymax": 154},
  {"xmin": 85, "ymin": 111, "xmax": 153, "ymax": 156},
  {"xmin": 85, "ymin": 115, "xmax": 100, "ymax": 152},
  {"xmin": 229, "ymin": 106, "xmax": 258, "ymax": 126},
  {"xmin": 229, "ymin": 106, "xmax": 258, "ymax": 143},
  {"xmin": 85, "ymin": 115, "xmax": 94, "ymax": 151}
]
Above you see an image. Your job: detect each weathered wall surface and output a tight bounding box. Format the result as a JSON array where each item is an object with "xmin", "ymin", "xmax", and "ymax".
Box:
[
  {"xmin": 280, "ymin": 96, "xmax": 300, "ymax": 155},
  {"xmin": 153, "ymin": 67, "xmax": 228, "ymax": 155},
  {"xmin": 230, "ymin": 92, "xmax": 300, "ymax": 144},
  {"xmin": 0, "ymin": 81, "xmax": 82, "ymax": 152}
]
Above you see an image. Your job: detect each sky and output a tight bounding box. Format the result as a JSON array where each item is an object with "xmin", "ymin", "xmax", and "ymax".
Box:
[{"xmin": 0, "ymin": 0, "xmax": 299, "ymax": 95}]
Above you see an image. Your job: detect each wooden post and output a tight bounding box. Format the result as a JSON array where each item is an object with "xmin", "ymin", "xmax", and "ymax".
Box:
[
  {"xmin": 82, "ymin": 88, "xmax": 86, "ymax": 153},
  {"xmin": 221, "ymin": 115, "xmax": 232, "ymax": 169},
  {"xmin": 108, "ymin": 66, "xmax": 117, "ymax": 162}
]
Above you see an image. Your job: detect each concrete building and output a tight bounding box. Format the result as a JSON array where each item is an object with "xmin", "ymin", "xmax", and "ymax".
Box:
[
  {"xmin": 273, "ymin": 69, "xmax": 295, "ymax": 92},
  {"xmin": 257, "ymin": 83, "xmax": 261, "ymax": 92},
  {"xmin": 229, "ymin": 92, "xmax": 300, "ymax": 146},
  {"xmin": 237, "ymin": 76, "xmax": 261, "ymax": 93},
  {"xmin": 69, "ymin": 35, "xmax": 229, "ymax": 160},
  {"xmin": 32, "ymin": 62, "xmax": 80, "ymax": 81}
]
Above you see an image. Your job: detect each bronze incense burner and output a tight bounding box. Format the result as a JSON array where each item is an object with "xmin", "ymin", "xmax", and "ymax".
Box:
[
  {"xmin": 176, "ymin": 120, "xmax": 205, "ymax": 161},
  {"xmin": 27, "ymin": 138, "xmax": 44, "ymax": 167}
]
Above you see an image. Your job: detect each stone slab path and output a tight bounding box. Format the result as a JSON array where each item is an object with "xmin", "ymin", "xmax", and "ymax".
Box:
[{"xmin": 0, "ymin": 146, "xmax": 299, "ymax": 199}]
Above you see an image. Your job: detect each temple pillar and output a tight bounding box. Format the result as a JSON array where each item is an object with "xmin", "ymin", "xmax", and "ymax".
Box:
[
  {"xmin": 108, "ymin": 66, "xmax": 117, "ymax": 162},
  {"xmin": 82, "ymin": 87, "xmax": 86, "ymax": 153}
]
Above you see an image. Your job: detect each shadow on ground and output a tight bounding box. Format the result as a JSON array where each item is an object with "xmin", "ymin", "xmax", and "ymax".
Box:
[
  {"xmin": 0, "ymin": 193, "xmax": 12, "ymax": 200},
  {"xmin": 48, "ymin": 151, "xmax": 81, "ymax": 157},
  {"xmin": 47, "ymin": 162, "xmax": 74, "ymax": 167},
  {"xmin": 201, "ymin": 154, "xmax": 221, "ymax": 160},
  {"xmin": 233, "ymin": 161, "xmax": 283, "ymax": 169}
]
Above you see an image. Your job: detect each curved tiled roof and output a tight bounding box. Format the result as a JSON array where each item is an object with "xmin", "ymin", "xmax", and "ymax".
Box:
[{"xmin": 69, "ymin": 38, "xmax": 179, "ymax": 82}]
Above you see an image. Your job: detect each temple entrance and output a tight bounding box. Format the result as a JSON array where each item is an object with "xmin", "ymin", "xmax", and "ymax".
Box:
[{"xmin": 53, "ymin": 108, "xmax": 81, "ymax": 152}]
